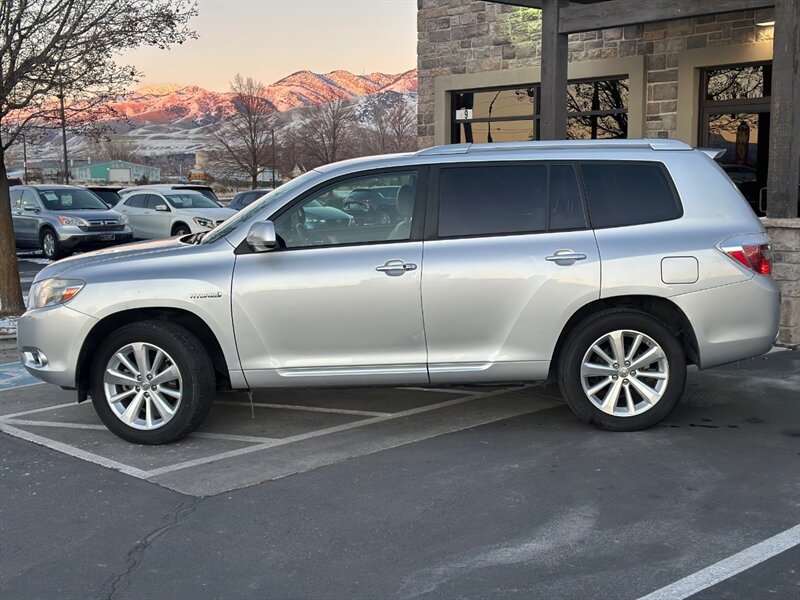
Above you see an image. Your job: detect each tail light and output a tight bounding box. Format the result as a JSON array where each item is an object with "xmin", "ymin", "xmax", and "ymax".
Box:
[{"xmin": 720, "ymin": 241, "xmax": 772, "ymax": 275}]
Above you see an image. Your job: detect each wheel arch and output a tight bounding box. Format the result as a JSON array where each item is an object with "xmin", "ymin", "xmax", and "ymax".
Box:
[
  {"xmin": 38, "ymin": 223, "xmax": 57, "ymax": 241},
  {"xmin": 171, "ymin": 221, "xmax": 190, "ymax": 236},
  {"xmin": 76, "ymin": 307, "xmax": 230, "ymax": 402},
  {"xmin": 548, "ymin": 295, "xmax": 701, "ymax": 381}
]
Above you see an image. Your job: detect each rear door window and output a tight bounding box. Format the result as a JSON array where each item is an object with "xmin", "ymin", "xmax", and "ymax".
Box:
[
  {"xmin": 126, "ymin": 194, "xmax": 147, "ymax": 209},
  {"xmin": 437, "ymin": 165, "xmax": 548, "ymax": 237},
  {"xmin": 580, "ymin": 162, "xmax": 681, "ymax": 228}
]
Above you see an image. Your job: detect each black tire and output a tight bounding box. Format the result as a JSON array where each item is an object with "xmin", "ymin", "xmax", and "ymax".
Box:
[
  {"xmin": 40, "ymin": 227, "xmax": 65, "ymax": 260},
  {"xmin": 375, "ymin": 209, "xmax": 393, "ymax": 225},
  {"xmin": 90, "ymin": 320, "xmax": 215, "ymax": 444},
  {"xmin": 173, "ymin": 223, "xmax": 191, "ymax": 236},
  {"xmin": 557, "ymin": 309, "xmax": 686, "ymax": 431}
]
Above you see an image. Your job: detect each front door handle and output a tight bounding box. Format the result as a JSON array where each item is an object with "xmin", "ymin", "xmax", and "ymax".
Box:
[
  {"xmin": 376, "ymin": 260, "xmax": 417, "ymax": 275},
  {"xmin": 545, "ymin": 250, "xmax": 587, "ymax": 265}
]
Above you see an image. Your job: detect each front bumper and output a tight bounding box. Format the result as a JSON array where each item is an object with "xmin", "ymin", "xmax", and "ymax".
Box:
[
  {"xmin": 60, "ymin": 231, "xmax": 134, "ymax": 251},
  {"xmin": 17, "ymin": 305, "xmax": 97, "ymax": 388}
]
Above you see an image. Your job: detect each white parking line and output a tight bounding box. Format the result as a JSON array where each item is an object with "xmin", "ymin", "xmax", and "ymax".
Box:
[
  {"xmin": 0, "ymin": 401, "xmax": 78, "ymax": 419},
  {"xmin": 0, "ymin": 421, "xmax": 149, "ymax": 477},
  {"xmin": 1, "ymin": 417, "xmax": 281, "ymax": 445},
  {"xmin": 216, "ymin": 400, "xmax": 389, "ymax": 417},
  {"xmin": 144, "ymin": 387, "xmax": 525, "ymax": 478},
  {"xmin": 193, "ymin": 431, "xmax": 279, "ymax": 444},
  {"xmin": 637, "ymin": 524, "xmax": 800, "ymax": 600},
  {"xmin": 2, "ymin": 419, "xmax": 105, "ymax": 430}
]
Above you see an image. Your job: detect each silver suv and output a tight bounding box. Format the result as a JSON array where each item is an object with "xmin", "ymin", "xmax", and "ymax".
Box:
[
  {"xmin": 17, "ymin": 140, "xmax": 780, "ymax": 444},
  {"xmin": 10, "ymin": 185, "xmax": 133, "ymax": 260}
]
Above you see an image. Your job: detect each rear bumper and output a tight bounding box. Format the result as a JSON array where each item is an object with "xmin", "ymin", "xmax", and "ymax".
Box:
[{"xmin": 672, "ymin": 276, "xmax": 780, "ymax": 369}]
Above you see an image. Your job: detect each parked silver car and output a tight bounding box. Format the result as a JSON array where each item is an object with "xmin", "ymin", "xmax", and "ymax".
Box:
[
  {"xmin": 10, "ymin": 185, "xmax": 133, "ymax": 260},
  {"xmin": 115, "ymin": 187, "xmax": 235, "ymax": 239},
  {"xmin": 17, "ymin": 140, "xmax": 780, "ymax": 444}
]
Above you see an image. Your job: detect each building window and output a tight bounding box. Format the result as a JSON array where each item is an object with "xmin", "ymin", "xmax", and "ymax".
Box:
[
  {"xmin": 451, "ymin": 86, "xmax": 539, "ymax": 144},
  {"xmin": 699, "ymin": 62, "xmax": 772, "ymax": 214},
  {"xmin": 450, "ymin": 77, "xmax": 628, "ymax": 144},
  {"xmin": 566, "ymin": 77, "xmax": 629, "ymax": 139}
]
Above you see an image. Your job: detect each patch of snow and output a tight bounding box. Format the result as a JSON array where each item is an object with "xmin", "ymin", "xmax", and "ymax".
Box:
[{"xmin": 0, "ymin": 316, "xmax": 18, "ymax": 338}]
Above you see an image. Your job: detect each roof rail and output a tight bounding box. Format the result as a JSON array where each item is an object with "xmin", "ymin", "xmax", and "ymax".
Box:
[{"xmin": 416, "ymin": 138, "xmax": 693, "ymax": 156}]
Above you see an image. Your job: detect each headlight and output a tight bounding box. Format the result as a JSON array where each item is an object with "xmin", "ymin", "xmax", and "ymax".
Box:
[
  {"xmin": 29, "ymin": 278, "xmax": 85, "ymax": 309},
  {"xmin": 193, "ymin": 217, "xmax": 214, "ymax": 229},
  {"xmin": 117, "ymin": 214, "xmax": 129, "ymax": 225},
  {"xmin": 58, "ymin": 215, "xmax": 89, "ymax": 227}
]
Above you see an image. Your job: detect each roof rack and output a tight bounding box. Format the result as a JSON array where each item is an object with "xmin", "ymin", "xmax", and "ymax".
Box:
[{"xmin": 416, "ymin": 138, "xmax": 693, "ymax": 156}]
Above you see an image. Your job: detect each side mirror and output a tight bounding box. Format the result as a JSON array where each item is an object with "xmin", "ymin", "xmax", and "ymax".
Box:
[
  {"xmin": 23, "ymin": 203, "xmax": 39, "ymax": 212},
  {"xmin": 155, "ymin": 204, "xmax": 169, "ymax": 212},
  {"xmin": 246, "ymin": 220, "xmax": 277, "ymax": 252}
]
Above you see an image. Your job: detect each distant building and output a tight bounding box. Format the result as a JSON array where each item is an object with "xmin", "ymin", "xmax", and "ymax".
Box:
[{"xmin": 71, "ymin": 160, "xmax": 161, "ymax": 184}]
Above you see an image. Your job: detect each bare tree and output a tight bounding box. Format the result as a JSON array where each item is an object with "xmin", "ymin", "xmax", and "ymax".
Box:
[
  {"xmin": 211, "ymin": 74, "xmax": 279, "ymax": 189},
  {"xmin": 0, "ymin": 0, "xmax": 196, "ymax": 315},
  {"xmin": 383, "ymin": 98, "xmax": 417, "ymax": 153},
  {"xmin": 359, "ymin": 96, "xmax": 417, "ymax": 156},
  {"xmin": 295, "ymin": 100, "xmax": 355, "ymax": 168},
  {"xmin": 97, "ymin": 135, "xmax": 140, "ymax": 162}
]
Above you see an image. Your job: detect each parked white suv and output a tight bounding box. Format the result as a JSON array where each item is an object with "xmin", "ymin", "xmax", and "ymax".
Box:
[
  {"xmin": 115, "ymin": 188, "xmax": 235, "ymax": 239},
  {"xmin": 17, "ymin": 140, "xmax": 780, "ymax": 444}
]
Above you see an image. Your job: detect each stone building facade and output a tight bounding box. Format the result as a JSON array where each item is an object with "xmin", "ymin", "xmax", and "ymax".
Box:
[
  {"xmin": 416, "ymin": 1, "xmax": 800, "ymax": 346},
  {"xmin": 417, "ymin": 1, "xmax": 775, "ymax": 147}
]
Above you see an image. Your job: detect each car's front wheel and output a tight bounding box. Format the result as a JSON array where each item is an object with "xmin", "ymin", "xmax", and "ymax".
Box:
[
  {"xmin": 173, "ymin": 224, "xmax": 191, "ymax": 236},
  {"xmin": 90, "ymin": 320, "xmax": 215, "ymax": 444},
  {"xmin": 40, "ymin": 228, "xmax": 65, "ymax": 260},
  {"xmin": 558, "ymin": 309, "xmax": 686, "ymax": 431}
]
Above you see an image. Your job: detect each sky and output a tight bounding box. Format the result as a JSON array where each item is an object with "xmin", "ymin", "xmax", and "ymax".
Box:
[{"xmin": 121, "ymin": 0, "xmax": 418, "ymax": 92}]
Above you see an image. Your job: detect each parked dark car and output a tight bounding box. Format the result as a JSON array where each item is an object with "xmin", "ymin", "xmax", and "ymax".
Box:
[
  {"xmin": 228, "ymin": 189, "xmax": 272, "ymax": 211},
  {"xmin": 228, "ymin": 189, "xmax": 353, "ymax": 229},
  {"xmin": 85, "ymin": 186, "xmax": 123, "ymax": 208},
  {"xmin": 342, "ymin": 186, "xmax": 400, "ymax": 224},
  {"xmin": 9, "ymin": 185, "xmax": 133, "ymax": 260}
]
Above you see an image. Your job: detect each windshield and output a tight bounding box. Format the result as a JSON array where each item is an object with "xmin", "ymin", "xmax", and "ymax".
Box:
[
  {"xmin": 202, "ymin": 171, "xmax": 320, "ymax": 244},
  {"xmin": 39, "ymin": 188, "xmax": 109, "ymax": 211},
  {"xmin": 164, "ymin": 192, "xmax": 221, "ymax": 210}
]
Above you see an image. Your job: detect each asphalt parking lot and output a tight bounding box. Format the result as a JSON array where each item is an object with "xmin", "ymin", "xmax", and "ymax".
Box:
[{"xmin": 1, "ymin": 336, "xmax": 798, "ymax": 599}]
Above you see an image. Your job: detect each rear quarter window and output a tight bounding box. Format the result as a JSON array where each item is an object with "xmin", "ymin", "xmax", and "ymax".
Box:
[{"xmin": 580, "ymin": 162, "xmax": 681, "ymax": 228}]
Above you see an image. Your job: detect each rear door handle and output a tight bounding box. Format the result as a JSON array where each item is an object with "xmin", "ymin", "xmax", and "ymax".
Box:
[
  {"xmin": 545, "ymin": 250, "xmax": 587, "ymax": 264},
  {"xmin": 376, "ymin": 260, "xmax": 417, "ymax": 275}
]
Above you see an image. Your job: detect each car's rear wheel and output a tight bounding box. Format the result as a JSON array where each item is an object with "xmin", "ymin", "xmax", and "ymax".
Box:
[
  {"xmin": 90, "ymin": 321, "xmax": 215, "ymax": 444},
  {"xmin": 40, "ymin": 228, "xmax": 65, "ymax": 260},
  {"xmin": 558, "ymin": 309, "xmax": 686, "ymax": 431}
]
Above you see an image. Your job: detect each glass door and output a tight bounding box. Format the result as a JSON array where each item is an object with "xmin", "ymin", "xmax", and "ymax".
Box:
[{"xmin": 700, "ymin": 63, "xmax": 772, "ymax": 215}]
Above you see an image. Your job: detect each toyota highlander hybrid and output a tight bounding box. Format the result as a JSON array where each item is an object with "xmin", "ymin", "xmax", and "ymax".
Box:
[{"xmin": 17, "ymin": 139, "xmax": 780, "ymax": 444}]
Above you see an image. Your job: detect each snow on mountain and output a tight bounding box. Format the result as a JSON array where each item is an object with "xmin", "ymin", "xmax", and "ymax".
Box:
[
  {"xmin": 26, "ymin": 69, "xmax": 417, "ymax": 158},
  {"xmin": 115, "ymin": 69, "xmax": 417, "ymax": 127}
]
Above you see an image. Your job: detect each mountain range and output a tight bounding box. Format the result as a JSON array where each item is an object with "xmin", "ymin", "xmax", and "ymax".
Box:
[
  {"xmin": 114, "ymin": 69, "xmax": 417, "ymax": 128},
  {"xmin": 22, "ymin": 69, "xmax": 417, "ymax": 159}
]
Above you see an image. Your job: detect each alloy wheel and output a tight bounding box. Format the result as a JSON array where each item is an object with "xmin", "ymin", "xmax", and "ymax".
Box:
[
  {"xmin": 42, "ymin": 232, "xmax": 56, "ymax": 258},
  {"xmin": 580, "ymin": 329, "xmax": 669, "ymax": 417},
  {"xmin": 103, "ymin": 342, "xmax": 183, "ymax": 430}
]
